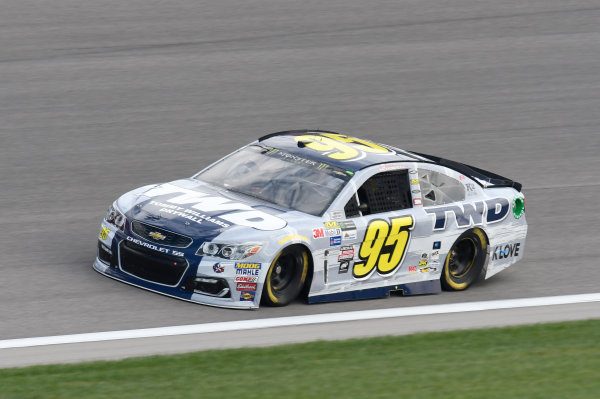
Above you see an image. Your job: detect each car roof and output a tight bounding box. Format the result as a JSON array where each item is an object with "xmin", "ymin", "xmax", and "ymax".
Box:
[{"xmin": 258, "ymin": 130, "xmax": 426, "ymax": 172}]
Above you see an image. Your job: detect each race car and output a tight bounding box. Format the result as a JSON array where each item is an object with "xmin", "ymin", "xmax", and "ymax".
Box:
[{"xmin": 94, "ymin": 130, "xmax": 527, "ymax": 309}]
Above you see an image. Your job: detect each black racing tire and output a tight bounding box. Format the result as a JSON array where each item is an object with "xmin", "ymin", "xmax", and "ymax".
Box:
[
  {"xmin": 441, "ymin": 229, "xmax": 487, "ymax": 291},
  {"xmin": 262, "ymin": 246, "xmax": 309, "ymax": 307}
]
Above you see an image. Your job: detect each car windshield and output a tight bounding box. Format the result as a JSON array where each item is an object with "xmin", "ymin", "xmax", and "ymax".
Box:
[{"xmin": 194, "ymin": 145, "xmax": 352, "ymax": 216}]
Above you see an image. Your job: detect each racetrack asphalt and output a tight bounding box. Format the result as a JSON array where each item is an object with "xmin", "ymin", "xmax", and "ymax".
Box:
[{"xmin": 1, "ymin": 0, "xmax": 599, "ymax": 365}]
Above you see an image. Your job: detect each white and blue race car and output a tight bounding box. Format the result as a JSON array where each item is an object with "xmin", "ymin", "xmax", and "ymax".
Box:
[{"xmin": 94, "ymin": 130, "xmax": 527, "ymax": 309}]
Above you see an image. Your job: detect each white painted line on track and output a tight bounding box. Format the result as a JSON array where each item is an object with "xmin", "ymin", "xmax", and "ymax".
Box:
[{"xmin": 2, "ymin": 293, "xmax": 599, "ymax": 349}]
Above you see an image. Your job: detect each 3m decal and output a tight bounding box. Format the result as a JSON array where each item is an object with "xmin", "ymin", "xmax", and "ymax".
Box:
[
  {"xmin": 313, "ymin": 228, "xmax": 325, "ymax": 239},
  {"xmin": 294, "ymin": 133, "xmax": 392, "ymax": 161},
  {"xmin": 353, "ymin": 216, "xmax": 414, "ymax": 279},
  {"xmin": 99, "ymin": 226, "xmax": 111, "ymax": 240},
  {"xmin": 424, "ymin": 198, "xmax": 510, "ymax": 230}
]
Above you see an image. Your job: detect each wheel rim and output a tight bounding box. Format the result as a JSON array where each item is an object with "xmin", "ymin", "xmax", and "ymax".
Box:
[
  {"xmin": 269, "ymin": 253, "xmax": 298, "ymax": 293},
  {"xmin": 447, "ymin": 238, "xmax": 477, "ymax": 278}
]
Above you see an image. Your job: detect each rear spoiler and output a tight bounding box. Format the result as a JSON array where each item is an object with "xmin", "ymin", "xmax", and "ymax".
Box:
[{"xmin": 410, "ymin": 151, "xmax": 522, "ymax": 192}]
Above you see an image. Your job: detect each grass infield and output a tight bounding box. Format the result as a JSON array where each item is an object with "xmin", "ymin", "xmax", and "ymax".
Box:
[{"xmin": 1, "ymin": 319, "xmax": 599, "ymax": 399}]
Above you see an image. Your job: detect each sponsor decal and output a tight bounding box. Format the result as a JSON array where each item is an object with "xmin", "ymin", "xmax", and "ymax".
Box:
[
  {"xmin": 338, "ymin": 246, "xmax": 354, "ymax": 261},
  {"xmin": 329, "ymin": 210, "xmax": 345, "ymax": 220},
  {"xmin": 431, "ymin": 250, "xmax": 440, "ymax": 260},
  {"xmin": 492, "ymin": 242, "xmax": 521, "ymax": 260},
  {"xmin": 99, "ymin": 226, "xmax": 111, "ymax": 240},
  {"xmin": 213, "ymin": 263, "xmax": 224, "ymax": 274},
  {"xmin": 410, "ymin": 179, "xmax": 419, "ymax": 185},
  {"xmin": 142, "ymin": 184, "xmax": 286, "ymax": 230},
  {"xmin": 339, "ymin": 220, "xmax": 356, "ymax": 231},
  {"xmin": 412, "ymin": 189, "xmax": 421, "ymax": 194},
  {"xmin": 278, "ymin": 234, "xmax": 308, "ymax": 245},
  {"xmin": 234, "ymin": 276, "xmax": 258, "ymax": 283},
  {"xmin": 513, "ymin": 196, "xmax": 525, "ymax": 219},
  {"xmin": 326, "ymin": 228, "xmax": 342, "ymax": 237},
  {"xmin": 338, "ymin": 261, "xmax": 350, "ymax": 273},
  {"xmin": 342, "ymin": 230, "xmax": 357, "ymax": 241},
  {"xmin": 424, "ymin": 198, "xmax": 510, "ymax": 230},
  {"xmin": 378, "ymin": 164, "xmax": 404, "ymax": 172},
  {"xmin": 125, "ymin": 236, "xmax": 184, "ymax": 256},
  {"xmin": 324, "ymin": 221, "xmax": 340, "ymax": 229},
  {"xmin": 408, "ymin": 265, "xmax": 417, "ymax": 273},
  {"xmin": 409, "ymin": 169, "xmax": 417, "ymax": 174},
  {"xmin": 330, "ymin": 236, "xmax": 342, "ymax": 246},
  {"xmin": 413, "ymin": 198, "xmax": 422, "ymax": 206},
  {"xmin": 313, "ymin": 227, "xmax": 325, "ymax": 239},
  {"xmin": 239, "ymin": 291, "xmax": 255, "ymax": 301},
  {"xmin": 418, "ymin": 260, "xmax": 428, "ymax": 267},
  {"xmin": 420, "ymin": 253, "xmax": 428, "ymax": 261},
  {"xmin": 148, "ymin": 231, "xmax": 166, "ymax": 241},
  {"xmin": 235, "ymin": 262, "xmax": 261, "ymax": 276},
  {"xmin": 433, "ymin": 241, "xmax": 441, "ymax": 250},
  {"xmin": 294, "ymin": 133, "xmax": 393, "ymax": 161},
  {"xmin": 353, "ymin": 216, "xmax": 414, "ymax": 279},
  {"xmin": 420, "ymin": 267, "xmax": 437, "ymax": 273},
  {"xmin": 465, "ymin": 183, "xmax": 476, "ymax": 193},
  {"xmin": 236, "ymin": 282, "xmax": 257, "ymax": 291}
]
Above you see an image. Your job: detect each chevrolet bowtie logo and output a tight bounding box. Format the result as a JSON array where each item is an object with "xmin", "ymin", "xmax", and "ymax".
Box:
[{"xmin": 149, "ymin": 231, "xmax": 166, "ymax": 240}]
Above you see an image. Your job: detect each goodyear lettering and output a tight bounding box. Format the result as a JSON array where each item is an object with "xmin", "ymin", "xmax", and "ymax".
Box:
[
  {"xmin": 143, "ymin": 184, "xmax": 286, "ymax": 231},
  {"xmin": 425, "ymin": 198, "xmax": 509, "ymax": 230},
  {"xmin": 278, "ymin": 234, "xmax": 308, "ymax": 245}
]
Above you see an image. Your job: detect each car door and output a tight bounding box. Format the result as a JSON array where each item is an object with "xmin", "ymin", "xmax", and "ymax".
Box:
[{"xmin": 323, "ymin": 165, "xmax": 421, "ymax": 288}]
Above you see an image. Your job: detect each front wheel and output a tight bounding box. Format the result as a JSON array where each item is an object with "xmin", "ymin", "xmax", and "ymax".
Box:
[
  {"xmin": 262, "ymin": 246, "xmax": 309, "ymax": 306},
  {"xmin": 441, "ymin": 229, "xmax": 487, "ymax": 291}
]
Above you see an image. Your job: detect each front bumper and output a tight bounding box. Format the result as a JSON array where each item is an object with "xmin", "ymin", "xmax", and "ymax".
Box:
[{"xmin": 94, "ymin": 223, "xmax": 261, "ymax": 309}]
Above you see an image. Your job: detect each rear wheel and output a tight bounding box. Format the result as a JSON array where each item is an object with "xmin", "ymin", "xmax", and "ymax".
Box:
[
  {"xmin": 262, "ymin": 246, "xmax": 309, "ymax": 306},
  {"xmin": 441, "ymin": 229, "xmax": 487, "ymax": 291}
]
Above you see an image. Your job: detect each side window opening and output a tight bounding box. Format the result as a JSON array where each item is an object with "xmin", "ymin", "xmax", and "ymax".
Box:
[
  {"xmin": 344, "ymin": 170, "xmax": 412, "ymax": 217},
  {"xmin": 418, "ymin": 169, "xmax": 465, "ymax": 206}
]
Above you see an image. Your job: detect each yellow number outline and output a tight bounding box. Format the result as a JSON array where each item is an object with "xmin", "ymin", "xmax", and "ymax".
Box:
[
  {"xmin": 295, "ymin": 134, "xmax": 391, "ymax": 161},
  {"xmin": 352, "ymin": 216, "xmax": 414, "ymax": 279}
]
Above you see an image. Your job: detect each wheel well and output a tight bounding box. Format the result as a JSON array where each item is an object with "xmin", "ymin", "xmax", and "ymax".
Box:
[{"xmin": 282, "ymin": 243, "xmax": 314, "ymax": 297}]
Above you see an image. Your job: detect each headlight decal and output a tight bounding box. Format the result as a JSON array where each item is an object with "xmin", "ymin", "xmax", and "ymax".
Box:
[{"xmin": 196, "ymin": 242, "xmax": 262, "ymax": 260}]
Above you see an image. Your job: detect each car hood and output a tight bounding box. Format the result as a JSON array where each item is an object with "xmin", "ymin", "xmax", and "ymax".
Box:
[{"xmin": 119, "ymin": 179, "xmax": 289, "ymax": 239}]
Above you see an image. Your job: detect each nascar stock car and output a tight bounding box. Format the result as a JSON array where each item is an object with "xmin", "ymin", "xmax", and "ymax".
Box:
[{"xmin": 94, "ymin": 130, "xmax": 527, "ymax": 309}]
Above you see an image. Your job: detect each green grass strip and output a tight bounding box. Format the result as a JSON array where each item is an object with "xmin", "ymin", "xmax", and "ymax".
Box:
[{"xmin": 2, "ymin": 319, "xmax": 599, "ymax": 399}]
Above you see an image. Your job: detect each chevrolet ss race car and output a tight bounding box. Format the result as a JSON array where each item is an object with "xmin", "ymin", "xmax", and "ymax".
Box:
[{"xmin": 94, "ymin": 130, "xmax": 527, "ymax": 309}]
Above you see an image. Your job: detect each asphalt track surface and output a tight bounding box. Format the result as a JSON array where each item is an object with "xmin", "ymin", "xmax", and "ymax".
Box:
[{"xmin": 1, "ymin": 0, "xmax": 600, "ymax": 365}]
